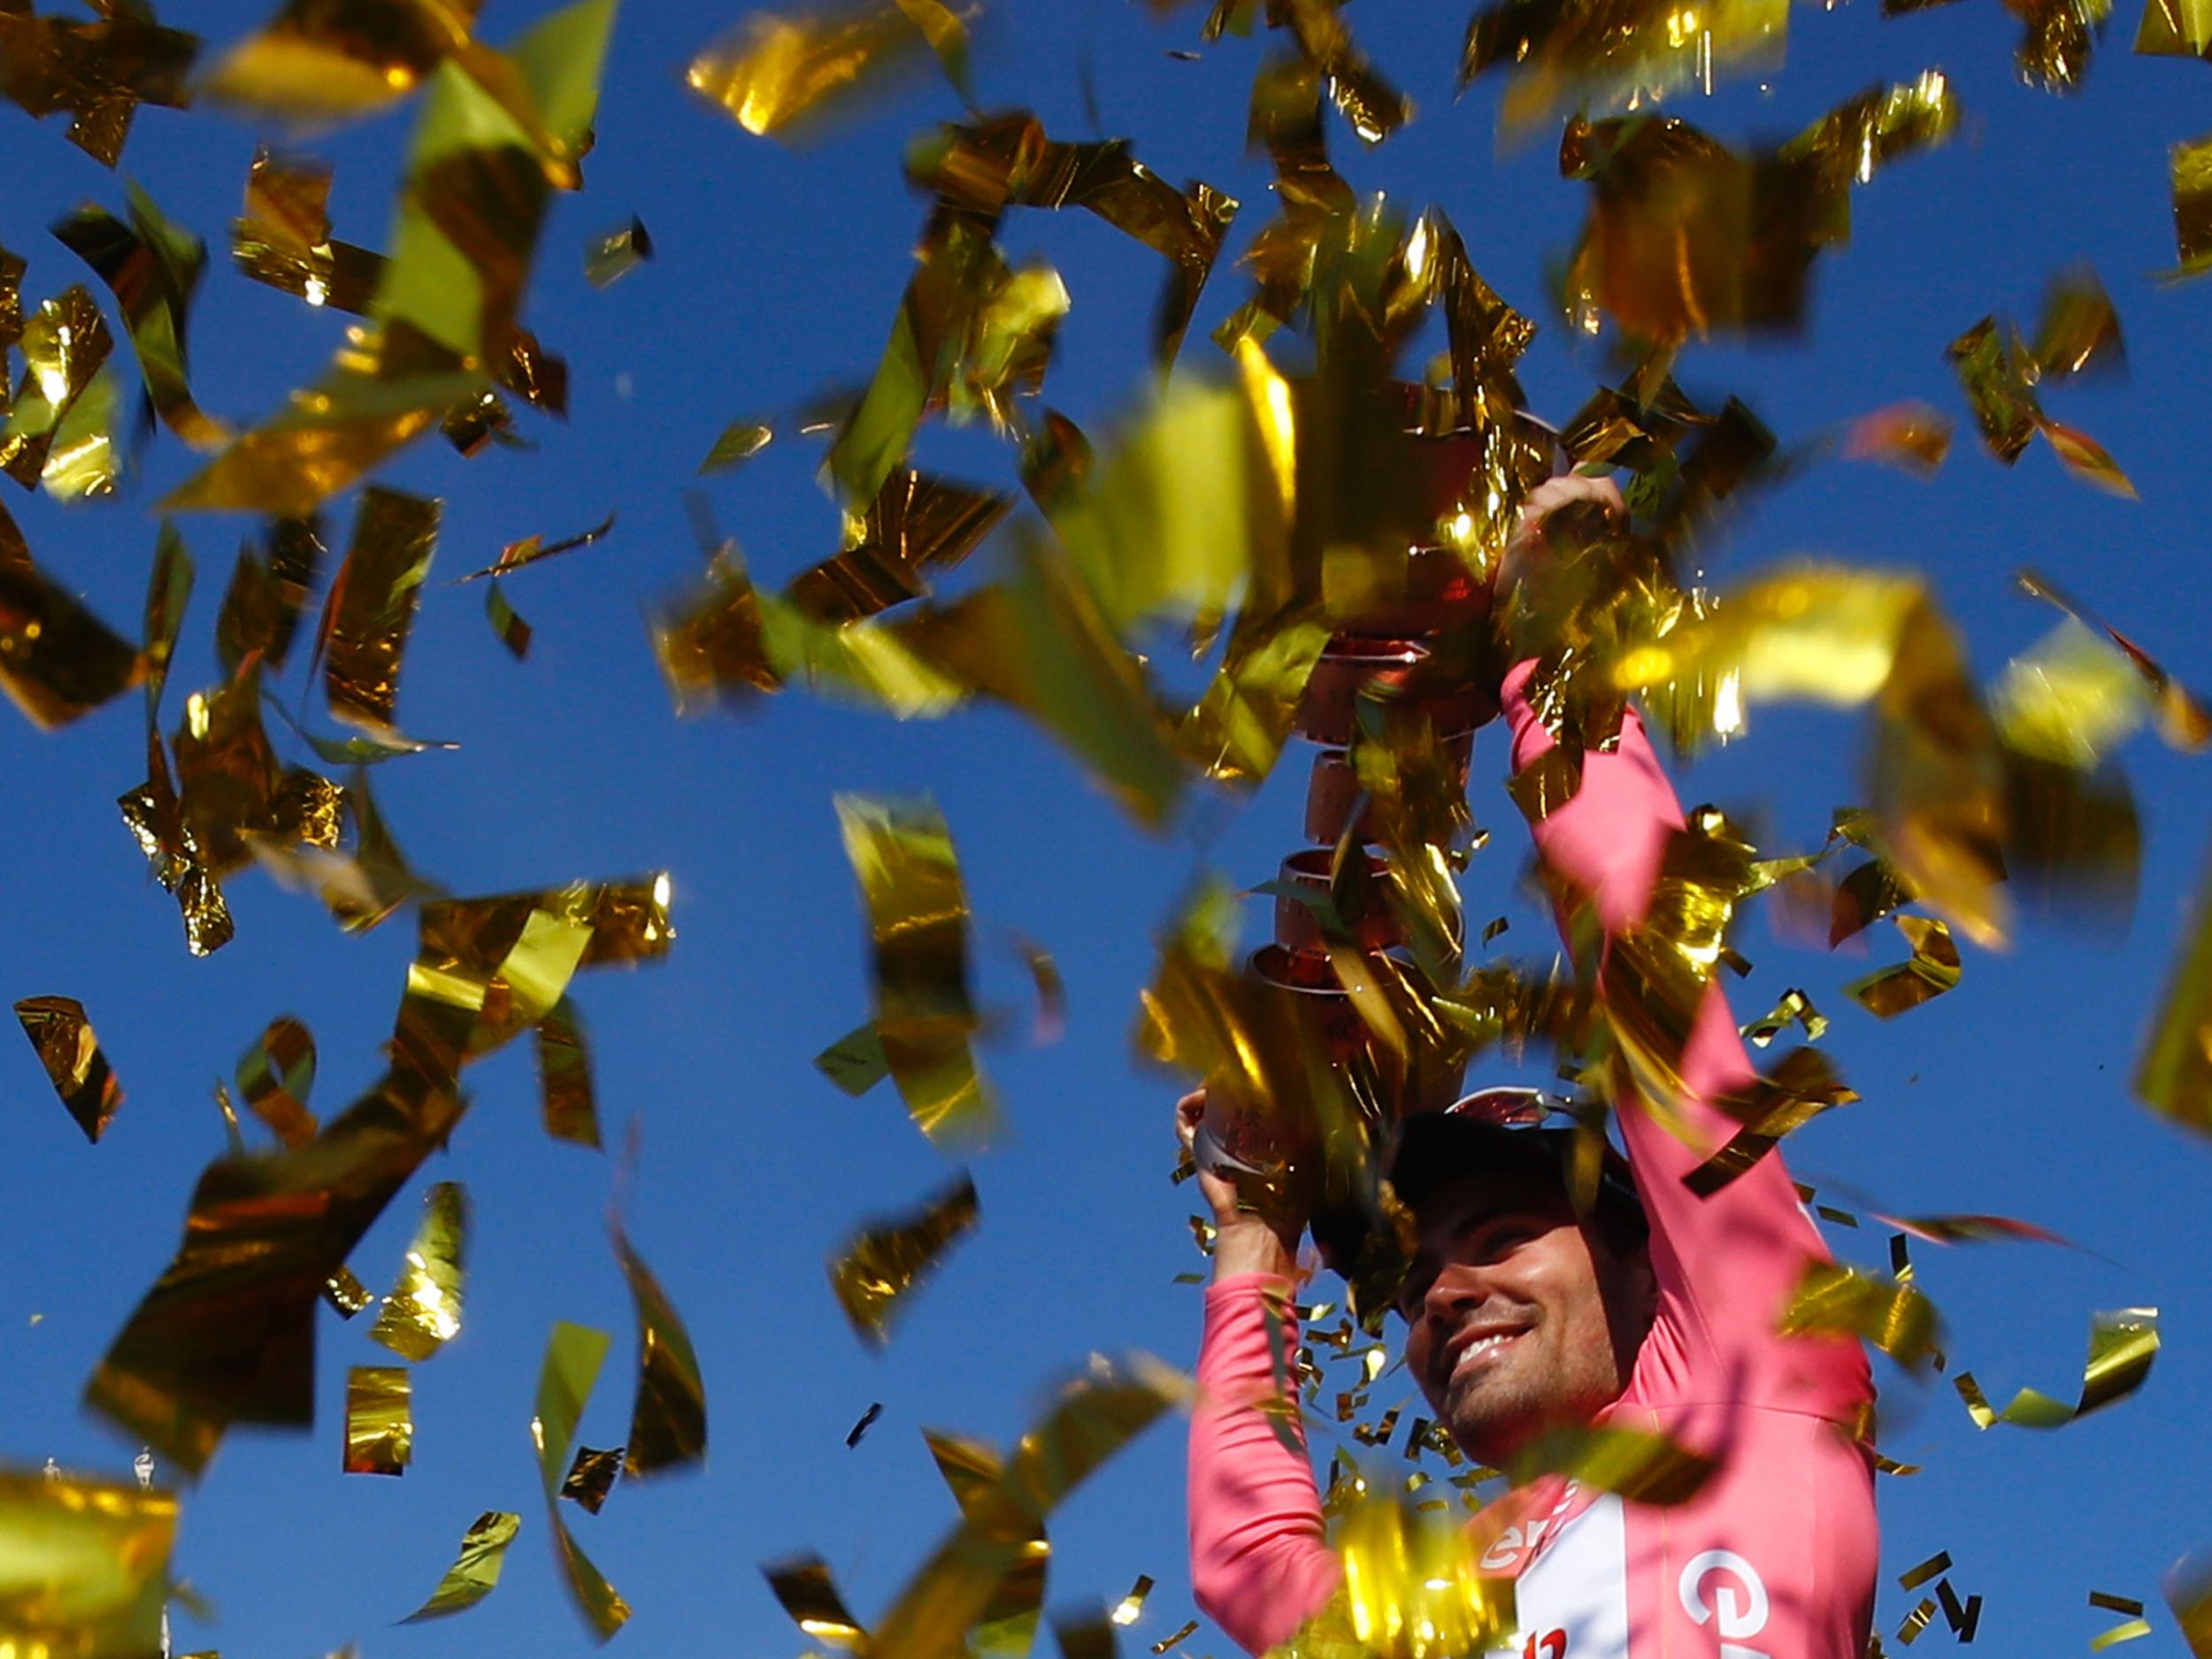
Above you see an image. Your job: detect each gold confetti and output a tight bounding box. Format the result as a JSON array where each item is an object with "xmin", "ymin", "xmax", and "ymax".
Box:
[
  {"xmin": 764, "ymin": 1554, "xmax": 869, "ymax": 1648},
  {"xmin": 560, "ymin": 1446, "xmax": 622, "ymax": 1514},
  {"xmin": 611, "ymin": 1212, "xmax": 708, "ymax": 1478},
  {"xmin": 399, "ymin": 1509, "xmax": 522, "ymax": 1624},
  {"xmin": 687, "ymin": 0, "xmax": 969, "ymax": 141},
  {"xmin": 531, "ymin": 1322, "xmax": 630, "ymax": 1641},
  {"xmin": 52, "ymin": 179, "xmax": 227, "ymax": 449},
  {"xmin": 2171, "ymin": 134, "xmax": 2212, "ymax": 274},
  {"xmin": 1273, "ymin": 1486, "xmax": 1514, "ymax": 1659},
  {"xmin": 2016, "ymin": 570, "xmax": 2211, "ymax": 753},
  {"xmin": 1847, "ymin": 915, "xmax": 1962, "ymax": 1018},
  {"xmin": 845, "ymin": 1402, "xmax": 884, "ymax": 1448},
  {"xmin": 829, "ymin": 1172, "xmax": 979, "ymax": 1344},
  {"xmin": 318, "ymin": 488, "xmax": 441, "ymax": 741},
  {"xmin": 0, "ymin": 1463, "xmax": 177, "ymax": 1657},
  {"xmin": 2092, "ymin": 1588, "xmax": 2154, "ymax": 1650},
  {"xmin": 236, "ymin": 1016, "xmax": 319, "ymax": 1149},
  {"xmin": 0, "ymin": 4, "xmax": 196, "ymax": 165},
  {"xmin": 584, "ymin": 216, "xmax": 653, "ymax": 288},
  {"xmin": 484, "ymin": 581, "xmax": 533, "ymax": 661},
  {"xmin": 1462, "ymin": 0, "xmax": 1787, "ymax": 145},
  {"xmin": 1843, "ymin": 402, "xmax": 1953, "ymax": 475},
  {"xmin": 1740, "ymin": 987, "xmax": 1827, "ymax": 1047},
  {"xmin": 456, "ymin": 512, "xmax": 616, "ymax": 584},
  {"xmin": 14, "ymin": 995, "xmax": 123, "ymax": 1144},
  {"xmin": 2163, "ymin": 1551, "xmax": 2212, "ymax": 1658},
  {"xmin": 1948, "ymin": 312, "xmax": 2134, "ymax": 495},
  {"xmin": 698, "ymin": 419, "xmax": 772, "ymax": 474},
  {"xmin": 344, "ymin": 1365, "xmax": 411, "ymax": 1475},
  {"xmin": 1954, "ymin": 1306, "xmax": 2159, "ymax": 1427},
  {"xmin": 837, "ymin": 794, "xmax": 1001, "ymax": 1148},
  {"xmin": 1110, "ymin": 1574, "xmax": 1155, "ymax": 1626},
  {"xmin": 0, "ymin": 550, "xmax": 146, "ymax": 730},
  {"xmin": 202, "ymin": 0, "xmax": 480, "ymax": 122},
  {"xmin": 325, "ymin": 1266, "xmax": 373, "ymax": 1318},
  {"xmin": 1149, "ymin": 1620, "xmax": 1199, "ymax": 1654},
  {"xmin": 1507, "ymin": 1422, "xmax": 1719, "ymax": 1504},
  {"xmin": 231, "ymin": 147, "xmax": 385, "ymax": 316},
  {"xmin": 369, "ymin": 1181, "xmax": 469, "ymax": 1363},
  {"xmin": 2137, "ymin": 858, "xmax": 2212, "ymax": 1136},
  {"xmin": 1781, "ymin": 1262, "xmax": 1944, "ymax": 1371},
  {"xmin": 787, "ymin": 472, "xmax": 1009, "ymax": 624},
  {"xmin": 536, "ymin": 997, "xmax": 600, "ymax": 1148},
  {"xmin": 2137, "ymin": 0, "xmax": 2212, "ymax": 51}
]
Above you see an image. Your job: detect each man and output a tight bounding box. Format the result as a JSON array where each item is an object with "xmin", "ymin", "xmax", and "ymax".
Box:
[{"xmin": 1179, "ymin": 477, "xmax": 1877, "ymax": 1659}]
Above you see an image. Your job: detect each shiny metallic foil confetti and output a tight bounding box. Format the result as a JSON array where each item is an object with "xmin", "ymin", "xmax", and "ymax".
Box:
[
  {"xmin": 686, "ymin": 0, "xmax": 968, "ymax": 140},
  {"xmin": 535, "ymin": 997, "xmax": 601, "ymax": 1148},
  {"xmin": 325, "ymin": 1265, "xmax": 373, "ymax": 1319},
  {"xmin": 0, "ymin": 4, "xmax": 196, "ymax": 165},
  {"xmin": 532, "ymin": 1321, "xmax": 631, "ymax": 1640},
  {"xmin": 585, "ymin": 217, "xmax": 653, "ymax": 288},
  {"xmin": 1954, "ymin": 1306, "xmax": 2160, "ymax": 1426},
  {"xmin": 456, "ymin": 512, "xmax": 616, "ymax": 583},
  {"xmin": 845, "ymin": 1402, "xmax": 884, "ymax": 1448},
  {"xmin": 0, "ymin": 551, "xmax": 146, "ymax": 732},
  {"xmin": 343, "ymin": 1364, "xmax": 412, "ymax": 1475},
  {"xmin": 1847, "ymin": 916, "xmax": 1962, "ymax": 1018},
  {"xmin": 0, "ymin": 1464, "xmax": 177, "ymax": 1656},
  {"xmin": 829, "ymin": 1172, "xmax": 979, "ymax": 1344},
  {"xmin": 837, "ymin": 794, "xmax": 1002, "ymax": 1148},
  {"xmin": 231, "ymin": 147, "xmax": 385, "ymax": 316},
  {"xmin": 2139, "ymin": 859, "xmax": 2212, "ymax": 1135},
  {"xmin": 698, "ymin": 419, "xmax": 772, "ymax": 473},
  {"xmin": 398, "ymin": 1509, "xmax": 523, "ymax": 1624},
  {"xmin": 610, "ymin": 1214, "xmax": 708, "ymax": 1478},
  {"xmin": 1271, "ymin": 1487, "xmax": 1515, "ymax": 1659},
  {"xmin": 14, "ymin": 995, "xmax": 124, "ymax": 1143},
  {"xmin": 237, "ymin": 1015, "xmax": 319, "ymax": 1149},
  {"xmin": 484, "ymin": 580, "xmax": 532, "ymax": 660},
  {"xmin": 369, "ymin": 1181, "xmax": 469, "ymax": 1363},
  {"xmin": 764, "ymin": 1553, "xmax": 870, "ymax": 1648},
  {"xmin": 1110, "ymin": 1575, "xmax": 1155, "ymax": 1625},
  {"xmin": 1782, "ymin": 1263, "xmax": 1944, "ymax": 1371},
  {"xmin": 560, "ymin": 1445, "xmax": 622, "ymax": 1514},
  {"xmin": 319, "ymin": 488, "xmax": 441, "ymax": 739}
]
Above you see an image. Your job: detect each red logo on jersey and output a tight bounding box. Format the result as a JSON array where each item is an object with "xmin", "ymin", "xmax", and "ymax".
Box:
[{"xmin": 1520, "ymin": 1632, "xmax": 1566, "ymax": 1659}]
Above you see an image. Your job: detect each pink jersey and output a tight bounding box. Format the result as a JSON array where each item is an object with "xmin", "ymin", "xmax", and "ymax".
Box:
[{"xmin": 1188, "ymin": 664, "xmax": 1878, "ymax": 1659}]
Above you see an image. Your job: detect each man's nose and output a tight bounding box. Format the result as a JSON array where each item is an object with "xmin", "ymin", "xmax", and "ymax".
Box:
[{"xmin": 1422, "ymin": 1262, "xmax": 1490, "ymax": 1327}]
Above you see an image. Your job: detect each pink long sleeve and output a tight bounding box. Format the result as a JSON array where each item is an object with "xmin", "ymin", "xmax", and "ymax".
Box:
[
  {"xmin": 1188, "ymin": 1274, "xmax": 1341, "ymax": 1655},
  {"xmin": 1502, "ymin": 662, "xmax": 1869, "ymax": 1420}
]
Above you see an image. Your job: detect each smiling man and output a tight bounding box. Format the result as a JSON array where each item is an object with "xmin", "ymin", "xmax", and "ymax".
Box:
[{"xmin": 1177, "ymin": 478, "xmax": 1878, "ymax": 1659}]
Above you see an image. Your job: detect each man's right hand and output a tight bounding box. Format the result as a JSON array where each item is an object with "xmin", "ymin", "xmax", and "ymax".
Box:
[{"xmin": 1177, "ymin": 1088, "xmax": 1304, "ymax": 1283}]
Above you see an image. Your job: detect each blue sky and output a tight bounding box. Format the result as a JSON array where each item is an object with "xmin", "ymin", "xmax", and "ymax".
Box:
[{"xmin": 4, "ymin": 1, "xmax": 2212, "ymax": 1655}]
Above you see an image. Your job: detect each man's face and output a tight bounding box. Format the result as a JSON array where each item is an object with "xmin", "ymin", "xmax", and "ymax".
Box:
[{"xmin": 1396, "ymin": 1171, "xmax": 1653, "ymax": 1465}]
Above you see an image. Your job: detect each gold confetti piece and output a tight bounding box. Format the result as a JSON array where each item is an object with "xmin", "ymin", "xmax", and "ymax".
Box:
[
  {"xmin": 531, "ymin": 1321, "xmax": 630, "ymax": 1641},
  {"xmin": 325, "ymin": 1265, "xmax": 373, "ymax": 1318},
  {"xmin": 2033, "ymin": 267, "xmax": 2124, "ymax": 380},
  {"xmin": 1057, "ymin": 1607, "xmax": 1121, "ymax": 1659},
  {"xmin": 202, "ymin": 0, "xmax": 479, "ymax": 122},
  {"xmin": 1947, "ymin": 314, "xmax": 2134, "ymax": 494},
  {"xmin": 86, "ymin": 1057, "xmax": 467, "ymax": 1472},
  {"xmin": 2137, "ymin": 0, "xmax": 2212, "ymax": 50},
  {"xmin": 838, "ymin": 794, "xmax": 1001, "ymax": 1148},
  {"xmin": 2094, "ymin": 1593, "xmax": 2148, "ymax": 1616},
  {"xmin": 0, "ymin": 551, "xmax": 146, "ymax": 731},
  {"xmin": 2009, "ymin": 0, "xmax": 2111, "ymax": 89},
  {"xmin": 1273, "ymin": 1486, "xmax": 1514, "ymax": 1659},
  {"xmin": 1782, "ymin": 1262, "xmax": 1943, "ymax": 1371},
  {"xmin": 232, "ymin": 147, "xmax": 385, "ymax": 316},
  {"xmin": 610, "ymin": 1214, "xmax": 707, "ymax": 1479},
  {"xmin": 456, "ymin": 512, "xmax": 616, "ymax": 583},
  {"xmin": 1150, "ymin": 1620, "xmax": 1199, "ymax": 1654},
  {"xmin": 1900, "ymin": 1550, "xmax": 1953, "ymax": 1591},
  {"xmin": 816, "ymin": 1020, "xmax": 890, "ymax": 1095},
  {"xmin": 236, "ymin": 1016, "xmax": 319, "ymax": 1149},
  {"xmin": 398, "ymin": 1509, "xmax": 522, "ymax": 1623},
  {"xmin": 162, "ymin": 361, "xmax": 478, "ymax": 517},
  {"xmin": 0, "ymin": 4, "xmax": 196, "ymax": 166},
  {"xmin": 2137, "ymin": 859, "xmax": 2212, "ymax": 1137},
  {"xmin": 1681, "ymin": 1047, "xmax": 1857, "ymax": 1194},
  {"xmin": 1740, "ymin": 987, "xmax": 1826, "ymax": 1048},
  {"xmin": 214, "ymin": 517, "xmax": 326, "ymax": 679},
  {"xmin": 139, "ymin": 524, "xmax": 196, "ymax": 737},
  {"xmin": 14, "ymin": 995, "xmax": 123, "ymax": 1144},
  {"xmin": 1462, "ymin": 0, "xmax": 1787, "ymax": 146},
  {"xmin": 687, "ymin": 0, "xmax": 965, "ymax": 140},
  {"xmin": 535, "ymin": 997, "xmax": 599, "ymax": 1149},
  {"xmin": 484, "ymin": 580, "xmax": 532, "ymax": 660},
  {"xmin": 788, "ymin": 472, "xmax": 1010, "ymax": 624},
  {"xmin": 2016, "ymin": 570, "xmax": 2211, "ymax": 753},
  {"xmin": 2177, "ymin": 135, "xmax": 2212, "ymax": 276},
  {"xmin": 1990, "ymin": 617, "xmax": 2154, "ymax": 770},
  {"xmin": 344, "ymin": 1364, "xmax": 412, "ymax": 1475},
  {"xmin": 698, "ymin": 419, "xmax": 772, "ymax": 474},
  {"xmin": 846, "ymin": 1402, "xmax": 884, "ymax": 1448},
  {"xmin": 0, "ymin": 286, "xmax": 113, "ymax": 488},
  {"xmin": 829, "ymin": 1171, "xmax": 979, "ymax": 1345},
  {"xmin": 865, "ymin": 1357, "xmax": 1183, "ymax": 1659},
  {"xmin": 369, "ymin": 1181, "xmax": 468, "ymax": 1363},
  {"xmin": 1562, "ymin": 74, "xmax": 1958, "ymax": 344},
  {"xmin": 52, "ymin": 179, "xmax": 227, "ymax": 449},
  {"xmin": 2093, "ymin": 1602, "xmax": 2155, "ymax": 1651},
  {"xmin": 585, "ymin": 217, "xmax": 652, "ymax": 288},
  {"xmin": 2162, "ymin": 1552, "xmax": 2212, "ymax": 1658},
  {"xmin": 1896, "ymin": 1597, "xmax": 1937, "ymax": 1645},
  {"xmin": 1954, "ymin": 1306, "xmax": 2159, "ymax": 1427},
  {"xmin": 764, "ymin": 1554, "xmax": 869, "ymax": 1648},
  {"xmin": 1014, "ymin": 933, "xmax": 1068, "ymax": 1046},
  {"xmin": 212, "ymin": 1079, "xmax": 245, "ymax": 1156},
  {"xmin": 0, "ymin": 1463, "xmax": 177, "ymax": 1658},
  {"xmin": 1843, "ymin": 402, "xmax": 1954, "ymax": 475},
  {"xmin": 559, "ymin": 1446, "xmax": 622, "ymax": 1514},
  {"xmin": 318, "ymin": 487, "xmax": 440, "ymax": 740},
  {"xmin": 1507, "ymin": 1422, "xmax": 1719, "ymax": 1504},
  {"xmin": 1110, "ymin": 1574, "xmax": 1155, "ymax": 1626},
  {"xmin": 1847, "ymin": 915, "xmax": 1962, "ymax": 1018}
]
